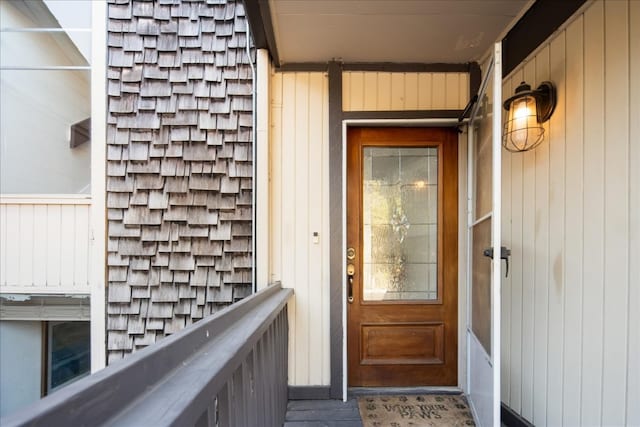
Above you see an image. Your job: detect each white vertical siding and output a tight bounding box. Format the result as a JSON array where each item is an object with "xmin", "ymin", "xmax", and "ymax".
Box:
[
  {"xmin": 342, "ymin": 72, "xmax": 469, "ymax": 111},
  {"xmin": 627, "ymin": 2, "xmax": 640, "ymax": 426},
  {"xmin": 501, "ymin": 1, "xmax": 639, "ymax": 425},
  {"xmin": 0, "ymin": 195, "xmax": 92, "ymax": 293},
  {"xmin": 270, "ymin": 72, "xmax": 330, "ymax": 386}
]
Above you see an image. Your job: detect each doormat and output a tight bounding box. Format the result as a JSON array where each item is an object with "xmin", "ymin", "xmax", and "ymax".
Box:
[{"xmin": 358, "ymin": 394, "xmax": 475, "ymax": 427}]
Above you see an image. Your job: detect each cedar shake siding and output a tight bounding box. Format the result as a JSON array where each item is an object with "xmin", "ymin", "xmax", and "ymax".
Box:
[{"xmin": 106, "ymin": 0, "xmax": 254, "ymax": 361}]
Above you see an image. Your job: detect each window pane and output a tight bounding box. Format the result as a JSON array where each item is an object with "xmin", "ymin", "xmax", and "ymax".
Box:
[
  {"xmin": 48, "ymin": 321, "xmax": 90, "ymax": 391},
  {"xmin": 362, "ymin": 147, "xmax": 438, "ymax": 301},
  {"xmin": 471, "ymin": 218, "xmax": 492, "ymax": 356},
  {"xmin": 473, "ymin": 86, "xmax": 494, "ymax": 220}
]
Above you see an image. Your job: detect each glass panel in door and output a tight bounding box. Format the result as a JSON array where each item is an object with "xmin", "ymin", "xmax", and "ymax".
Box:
[{"xmin": 362, "ymin": 147, "xmax": 438, "ymax": 301}]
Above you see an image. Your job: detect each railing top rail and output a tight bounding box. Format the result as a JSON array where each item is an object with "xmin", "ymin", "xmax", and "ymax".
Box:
[{"xmin": 1, "ymin": 284, "xmax": 293, "ymax": 427}]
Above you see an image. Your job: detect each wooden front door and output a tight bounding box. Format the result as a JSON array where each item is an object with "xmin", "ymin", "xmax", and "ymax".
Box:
[{"xmin": 347, "ymin": 127, "xmax": 458, "ymax": 387}]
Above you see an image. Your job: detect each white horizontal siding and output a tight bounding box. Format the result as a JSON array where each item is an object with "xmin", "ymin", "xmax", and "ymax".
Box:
[
  {"xmin": 0, "ymin": 195, "xmax": 92, "ymax": 293},
  {"xmin": 270, "ymin": 71, "xmax": 330, "ymax": 386},
  {"xmin": 501, "ymin": 1, "xmax": 639, "ymax": 426},
  {"xmin": 342, "ymin": 71, "xmax": 469, "ymax": 111}
]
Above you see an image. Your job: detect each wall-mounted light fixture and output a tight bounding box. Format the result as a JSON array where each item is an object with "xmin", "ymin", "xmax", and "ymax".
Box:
[{"xmin": 502, "ymin": 81, "xmax": 557, "ymax": 152}]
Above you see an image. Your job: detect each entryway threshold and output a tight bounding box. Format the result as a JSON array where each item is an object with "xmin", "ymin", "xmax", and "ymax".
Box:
[{"xmin": 348, "ymin": 386, "xmax": 463, "ymax": 398}]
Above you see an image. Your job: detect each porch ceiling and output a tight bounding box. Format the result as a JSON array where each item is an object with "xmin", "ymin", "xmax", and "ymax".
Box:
[{"xmin": 267, "ymin": 0, "xmax": 531, "ymax": 65}]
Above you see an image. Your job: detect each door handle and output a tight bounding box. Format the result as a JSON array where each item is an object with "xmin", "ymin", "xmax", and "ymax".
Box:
[
  {"xmin": 483, "ymin": 246, "xmax": 511, "ymax": 277},
  {"xmin": 347, "ymin": 264, "xmax": 355, "ymax": 303}
]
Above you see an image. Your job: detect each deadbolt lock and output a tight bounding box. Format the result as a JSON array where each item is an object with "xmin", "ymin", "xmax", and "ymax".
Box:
[
  {"xmin": 347, "ymin": 264, "xmax": 355, "ymax": 275},
  {"xmin": 347, "ymin": 247, "xmax": 356, "ymax": 260}
]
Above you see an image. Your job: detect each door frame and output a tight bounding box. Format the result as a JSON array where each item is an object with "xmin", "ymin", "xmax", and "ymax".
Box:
[{"xmin": 340, "ymin": 119, "xmax": 468, "ymax": 400}]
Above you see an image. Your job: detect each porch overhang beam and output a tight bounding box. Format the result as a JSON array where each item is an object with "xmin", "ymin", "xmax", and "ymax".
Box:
[
  {"xmin": 502, "ymin": 0, "xmax": 587, "ymax": 76},
  {"xmin": 342, "ymin": 110, "xmax": 462, "ymax": 121}
]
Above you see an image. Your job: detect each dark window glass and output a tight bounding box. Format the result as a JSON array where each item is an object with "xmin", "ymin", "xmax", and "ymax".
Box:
[{"xmin": 48, "ymin": 322, "xmax": 90, "ymax": 392}]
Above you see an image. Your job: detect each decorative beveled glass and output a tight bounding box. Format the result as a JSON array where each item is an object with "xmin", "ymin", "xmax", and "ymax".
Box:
[{"xmin": 362, "ymin": 147, "xmax": 438, "ymax": 301}]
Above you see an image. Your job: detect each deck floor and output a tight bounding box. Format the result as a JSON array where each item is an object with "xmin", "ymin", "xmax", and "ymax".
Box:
[
  {"xmin": 284, "ymin": 397, "xmax": 507, "ymax": 426},
  {"xmin": 284, "ymin": 399, "xmax": 363, "ymax": 427}
]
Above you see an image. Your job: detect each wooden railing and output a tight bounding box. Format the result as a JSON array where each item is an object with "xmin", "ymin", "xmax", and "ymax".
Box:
[
  {"xmin": 0, "ymin": 284, "xmax": 293, "ymax": 427},
  {"xmin": 0, "ymin": 194, "xmax": 92, "ymax": 293}
]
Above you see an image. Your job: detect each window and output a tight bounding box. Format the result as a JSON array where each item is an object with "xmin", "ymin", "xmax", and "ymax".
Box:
[{"xmin": 46, "ymin": 321, "xmax": 91, "ymax": 392}]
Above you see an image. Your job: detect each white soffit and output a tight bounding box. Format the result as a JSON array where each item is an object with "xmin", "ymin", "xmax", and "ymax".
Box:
[{"xmin": 269, "ymin": 0, "xmax": 530, "ymax": 64}]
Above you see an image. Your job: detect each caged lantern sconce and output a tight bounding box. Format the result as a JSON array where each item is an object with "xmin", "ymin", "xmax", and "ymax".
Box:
[{"xmin": 502, "ymin": 81, "xmax": 557, "ymax": 152}]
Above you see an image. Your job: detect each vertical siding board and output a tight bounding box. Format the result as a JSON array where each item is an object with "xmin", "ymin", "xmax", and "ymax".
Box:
[
  {"xmin": 32, "ymin": 204, "xmax": 48, "ymax": 286},
  {"xmin": 59, "ymin": 204, "xmax": 75, "ymax": 286},
  {"xmin": 546, "ymin": 33, "xmax": 566, "ymax": 427},
  {"xmin": 270, "ymin": 72, "xmax": 283, "ymax": 283},
  {"xmin": 509, "ymin": 68, "xmax": 525, "ymax": 414},
  {"xmin": 562, "ymin": 16, "xmax": 585, "ymax": 427},
  {"xmin": 520, "ymin": 59, "xmax": 537, "ymax": 423},
  {"xmin": 342, "ymin": 72, "xmax": 351, "ymax": 111},
  {"xmin": 307, "ymin": 73, "xmax": 324, "ymax": 384},
  {"xmin": 531, "ymin": 46, "xmax": 551, "ymax": 427},
  {"xmin": 580, "ymin": 3, "xmax": 606, "ymax": 424},
  {"xmin": 390, "ymin": 73, "xmax": 405, "ymax": 110},
  {"xmin": 532, "ymin": 46, "xmax": 550, "ymax": 426},
  {"xmin": 46, "ymin": 204, "xmax": 62, "ymax": 287},
  {"xmin": 432, "ymin": 73, "xmax": 446, "ymax": 109},
  {"xmin": 293, "ymin": 73, "xmax": 310, "ymax": 384},
  {"xmin": 18, "ymin": 204, "xmax": 34, "ymax": 286},
  {"xmin": 601, "ymin": 1, "xmax": 630, "ymax": 424},
  {"xmin": 445, "ymin": 73, "xmax": 460, "ymax": 109},
  {"xmin": 626, "ymin": 2, "xmax": 640, "ymax": 424},
  {"xmin": 404, "ymin": 73, "xmax": 418, "ymax": 109},
  {"xmin": 74, "ymin": 205, "xmax": 90, "ymax": 287},
  {"xmin": 501, "ymin": 76, "xmax": 513, "ymax": 408},
  {"xmin": 350, "ymin": 72, "xmax": 365, "ymax": 112},
  {"xmin": 417, "ymin": 73, "xmax": 433, "ymax": 110},
  {"xmin": 363, "ymin": 72, "xmax": 378, "ymax": 111},
  {"xmin": 321, "ymin": 73, "xmax": 331, "ymax": 384},
  {"xmin": 281, "ymin": 74, "xmax": 297, "ymax": 289},
  {"xmin": 0, "ymin": 204, "xmax": 6, "ymax": 285},
  {"xmin": 5, "ymin": 205, "xmax": 20, "ymax": 285},
  {"xmin": 280, "ymin": 73, "xmax": 297, "ymax": 382},
  {"xmin": 376, "ymin": 72, "xmax": 392, "ymax": 110}
]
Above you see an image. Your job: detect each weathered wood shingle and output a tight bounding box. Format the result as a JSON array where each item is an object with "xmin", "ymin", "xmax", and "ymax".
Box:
[{"xmin": 106, "ymin": 0, "xmax": 254, "ymax": 359}]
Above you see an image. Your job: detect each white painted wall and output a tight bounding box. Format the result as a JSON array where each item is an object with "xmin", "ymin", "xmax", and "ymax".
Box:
[
  {"xmin": 343, "ymin": 71, "xmax": 469, "ymax": 111},
  {"xmin": 42, "ymin": 0, "xmax": 92, "ymax": 62},
  {"xmin": 500, "ymin": 1, "xmax": 639, "ymax": 425},
  {"xmin": 0, "ymin": 0, "xmax": 90, "ymax": 194},
  {"xmin": 270, "ymin": 71, "xmax": 331, "ymax": 386},
  {"xmin": 0, "ymin": 321, "xmax": 42, "ymax": 417}
]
